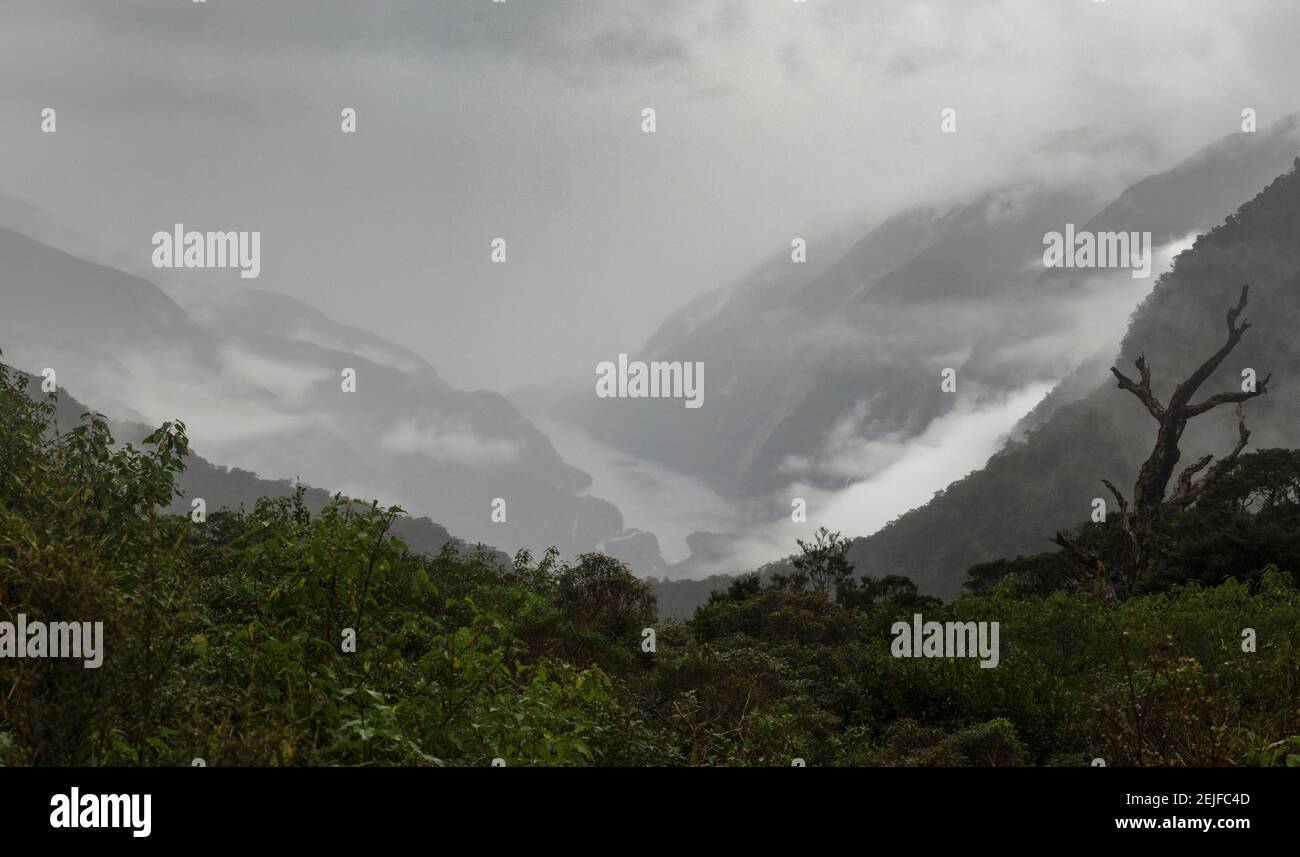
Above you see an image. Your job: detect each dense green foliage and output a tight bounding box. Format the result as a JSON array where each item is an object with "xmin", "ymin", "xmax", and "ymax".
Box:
[
  {"xmin": 2, "ymin": 362, "xmax": 1298, "ymax": 766},
  {"xmin": 0, "ymin": 364, "xmax": 663, "ymax": 766},
  {"xmin": 968, "ymin": 448, "xmax": 1300, "ymax": 599}
]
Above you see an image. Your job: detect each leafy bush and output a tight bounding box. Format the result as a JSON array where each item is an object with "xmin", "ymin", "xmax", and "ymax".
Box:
[{"xmin": 2, "ymin": 360, "xmax": 1297, "ymax": 766}]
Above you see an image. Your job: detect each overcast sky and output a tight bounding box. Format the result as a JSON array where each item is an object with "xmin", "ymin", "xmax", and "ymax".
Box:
[{"xmin": 3, "ymin": 0, "xmax": 1299, "ymax": 391}]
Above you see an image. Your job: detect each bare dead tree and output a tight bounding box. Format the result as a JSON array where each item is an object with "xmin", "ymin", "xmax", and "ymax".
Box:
[{"xmin": 1054, "ymin": 285, "xmax": 1270, "ymax": 591}]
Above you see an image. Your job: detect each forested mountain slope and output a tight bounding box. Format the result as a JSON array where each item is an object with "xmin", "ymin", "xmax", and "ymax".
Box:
[{"xmin": 850, "ymin": 159, "xmax": 1300, "ymax": 598}]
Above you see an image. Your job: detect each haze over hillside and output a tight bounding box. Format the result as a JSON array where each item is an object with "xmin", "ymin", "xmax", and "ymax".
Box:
[
  {"xmin": 10, "ymin": 0, "xmax": 1300, "ymax": 791},
  {"xmin": 0, "ymin": 227, "xmax": 654, "ymax": 564},
  {"xmin": 5, "ymin": 0, "xmax": 1300, "ymax": 595},
  {"xmin": 4, "ymin": 113, "xmax": 1300, "ymax": 591},
  {"xmin": 546, "ymin": 114, "xmax": 1300, "ymax": 579}
]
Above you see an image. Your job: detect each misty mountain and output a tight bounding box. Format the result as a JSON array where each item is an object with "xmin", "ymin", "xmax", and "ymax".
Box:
[
  {"xmin": 557, "ymin": 199, "xmax": 1035, "ymax": 510},
  {"xmin": 849, "ymin": 154, "xmax": 1300, "ymax": 599},
  {"xmin": 0, "ymin": 227, "xmax": 656, "ymax": 565},
  {"xmin": 556, "ymin": 173, "xmax": 1142, "ymax": 506},
  {"xmin": 561, "ymin": 117, "xmax": 1300, "ymax": 513}
]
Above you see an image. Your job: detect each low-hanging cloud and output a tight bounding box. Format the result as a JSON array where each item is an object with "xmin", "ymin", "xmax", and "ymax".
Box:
[
  {"xmin": 3, "ymin": 1, "xmax": 1296, "ymax": 392},
  {"xmin": 379, "ymin": 418, "xmax": 521, "ymax": 467},
  {"xmin": 672, "ymin": 233, "xmax": 1197, "ymax": 577}
]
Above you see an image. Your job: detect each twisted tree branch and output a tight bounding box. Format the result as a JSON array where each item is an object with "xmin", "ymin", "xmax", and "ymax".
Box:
[
  {"xmin": 1169, "ymin": 284, "xmax": 1253, "ymax": 411},
  {"xmin": 1185, "ymin": 372, "xmax": 1270, "ymax": 417},
  {"xmin": 1110, "ymin": 353, "xmax": 1165, "ymax": 421}
]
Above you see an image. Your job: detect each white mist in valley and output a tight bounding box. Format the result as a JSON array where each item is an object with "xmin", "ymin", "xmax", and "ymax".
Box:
[
  {"xmin": 533, "ymin": 414, "xmax": 739, "ymax": 564},
  {"xmin": 709, "ymin": 380, "xmax": 1056, "ymax": 576},
  {"xmin": 550, "ymin": 233, "xmax": 1194, "ymax": 579}
]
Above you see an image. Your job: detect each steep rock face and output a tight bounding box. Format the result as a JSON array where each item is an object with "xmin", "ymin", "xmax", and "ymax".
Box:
[{"xmin": 849, "ymin": 157, "xmax": 1300, "ymax": 599}]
